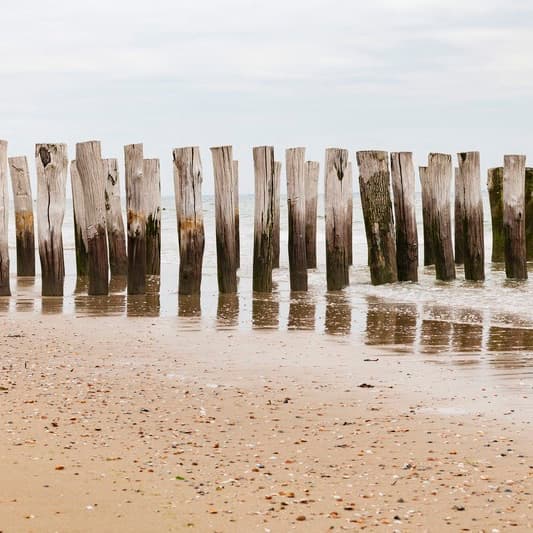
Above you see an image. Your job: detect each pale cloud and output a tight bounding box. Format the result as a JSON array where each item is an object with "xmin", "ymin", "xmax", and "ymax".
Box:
[{"xmin": 0, "ymin": 0, "xmax": 532, "ymax": 194}]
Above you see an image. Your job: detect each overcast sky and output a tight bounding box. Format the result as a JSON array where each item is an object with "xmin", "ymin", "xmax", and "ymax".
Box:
[{"xmin": 2, "ymin": 0, "xmax": 533, "ymax": 195}]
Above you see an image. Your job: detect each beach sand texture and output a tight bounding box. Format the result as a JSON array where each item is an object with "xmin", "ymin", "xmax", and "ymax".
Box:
[{"xmin": 0, "ymin": 313, "xmax": 531, "ymax": 532}]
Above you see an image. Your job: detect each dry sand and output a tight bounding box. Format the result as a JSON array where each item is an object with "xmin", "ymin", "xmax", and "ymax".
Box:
[{"xmin": 0, "ymin": 313, "xmax": 531, "ymax": 532}]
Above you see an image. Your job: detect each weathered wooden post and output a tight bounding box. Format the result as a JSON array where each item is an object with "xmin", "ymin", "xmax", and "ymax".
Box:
[
  {"xmin": 272, "ymin": 160, "xmax": 281, "ymax": 269},
  {"xmin": 232, "ymin": 160, "xmax": 240, "ymax": 269},
  {"xmin": 8, "ymin": 155, "xmax": 35, "ymax": 277},
  {"xmin": 454, "ymin": 167, "xmax": 464, "ymax": 265},
  {"xmin": 124, "ymin": 143, "xmax": 146, "ymax": 295},
  {"xmin": 344, "ymin": 162, "xmax": 353, "ymax": 266},
  {"xmin": 457, "ymin": 151, "xmax": 484, "ymax": 281},
  {"xmin": 487, "ymin": 167, "xmax": 504, "ymax": 262},
  {"xmin": 503, "ymin": 155, "xmax": 527, "ymax": 279},
  {"xmin": 390, "ymin": 152, "xmax": 418, "ymax": 282},
  {"xmin": 525, "ymin": 167, "xmax": 533, "ymax": 260},
  {"xmin": 357, "ymin": 150, "xmax": 398, "ymax": 285},
  {"xmin": 103, "ymin": 158, "xmax": 128, "ymax": 276},
  {"xmin": 173, "ymin": 146, "xmax": 205, "ymax": 295},
  {"xmin": 144, "ymin": 158, "xmax": 161, "ymax": 276},
  {"xmin": 0, "ymin": 141, "xmax": 10, "ymax": 295},
  {"xmin": 286, "ymin": 147, "xmax": 308, "ymax": 291},
  {"xmin": 35, "ymin": 143, "xmax": 68, "ymax": 296},
  {"xmin": 419, "ymin": 166, "xmax": 434, "ymax": 266},
  {"xmin": 325, "ymin": 148, "xmax": 349, "ymax": 290},
  {"xmin": 76, "ymin": 140, "xmax": 109, "ymax": 295},
  {"xmin": 70, "ymin": 160, "xmax": 88, "ymax": 276},
  {"xmin": 211, "ymin": 145, "xmax": 237, "ymax": 293},
  {"xmin": 427, "ymin": 153, "xmax": 455, "ymax": 281},
  {"xmin": 252, "ymin": 146, "xmax": 275, "ymax": 292},
  {"xmin": 304, "ymin": 161, "xmax": 319, "ymax": 268}
]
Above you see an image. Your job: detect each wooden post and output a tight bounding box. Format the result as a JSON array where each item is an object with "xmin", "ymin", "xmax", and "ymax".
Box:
[
  {"xmin": 525, "ymin": 167, "xmax": 533, "ymax": 260},
  {"xmin": 286, "ymin": 147, "xmax": 308, "ymax": 291},
  {"xmin": 0, "ymin": 141, "xmax": 10, "ymax": 295},
  {"xmin": 173, "ymin": 146, "xmax": 205, "ymax": 295},
  {"xmin": 211, "ymin": 145, "xmax": 237, "ymax": 293},
  {"xmin": 503, "ymin": 155, "xmax": 527, "ymax": 279},
  {"xmin": 419, "ymin": 166, "xmax": 434, "ymax": 266},
  {"xmin": 390, "ymin": 152, "xmax": 418, "ymax": 282},
  {"xmin": 487, "ymin": 167, "xmax": 504, "ymax": 262},
  {"xmin": 454, "ymin": 167, "xmax": 464, "ymax": 265},
  {"xmin": 457, "ymin": 151, "xmax": 484, "ymax": 281},
  {"xmin": 144, "ymin": 158, "xmax": 161, "ymax": 276},
  {"xmin": 76, "ymin": 141, "xmax": 109, "ymax": 295},
  {"xmin": 304, "ymin": 161, "xmax": 319, "ymax": 269},
  {"xmin": 103, "ymin": 158, "xmax": 128, "ymax": 276},
  {"xmin": 70, "ymin": 160, "xmax": 89, "ymax": 276},
  {"xmin": 252, "ymin": 146, "xmax": 275, "ymax": 292},
  {"xmin": 124, "ymin": 143, "xmax": 146, "ymax": 295},
  {"xmin": 8, "ymin": 155, "xmax": 35, "ymax": 277},
  {"xmin": 325, "ymin": 148, "xmax": 349, "ymax": 290},
  {"xmin": 427, "ymin": 153, "xmax": 455, "ymax": 281},
  {"xmin": 35, "ymin": 143, "xmax": 68, "ymax": 296},
  {"xmin": 357, "ymin": 150, "xmax": 398, "ymax": 285},
  {"xmin": 272, "ymin": 160, "xmax": 281, "ymax": 269},
  {"xmin": 232, "ymin": 160, "xmax": 240, "ymax": 269},
  {"xmin": 345, "ymin": 162, "xmax": 353, "ymax": 266}
]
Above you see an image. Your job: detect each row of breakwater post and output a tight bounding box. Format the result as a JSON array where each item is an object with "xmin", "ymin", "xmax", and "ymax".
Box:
[{"xmin": 0, "ymin": 141, "xmax": 532, "ymax": 299}]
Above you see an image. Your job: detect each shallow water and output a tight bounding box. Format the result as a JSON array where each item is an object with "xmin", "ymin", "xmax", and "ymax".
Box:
[{"xmin": 2, "ymin": 192, "xmax": 533, "ymax": 399}]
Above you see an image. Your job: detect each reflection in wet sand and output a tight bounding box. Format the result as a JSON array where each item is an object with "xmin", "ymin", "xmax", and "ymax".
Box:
[
  {"xmin": 110, "ymin": 276, "xmax": 128, "ymax": 293},
  {"xmin": 41, "ymin": 297, "xmax": 64, "ymax": 314},
  {"xmin": 487, "ymin": 325, "xmax": 533, "ymax": 353},
  {"xmin": 217, "ymin": 293, "xmax": 239, "ymax": 329},
  {"xmin": 0, "ymin": 297, "xmax": 9, "ymax": 313},
  {"xmin": 178, "ymin": 294, "xmax": 202, "ymax": 318},
  {"xmin": 14, "ymin": 278, "xmax": 36, "ymax": 312},
  {"xmin": 75, "ymin": 294, "xmax": 126, "ymax": 316},
  {"xmin": 288, "ymin": 293, "xmax": 315, "ymax": 330},
  {"xmin": 419, "ymin": 305, "xmax": 453, "ymax": 354},
  {"xmin": 451, "ymin": 309, "xmax": 483, "ymax": 353},
  {"xmin": 252, "ymin": 294, "xmax": 279, "ymax": 329},
  {"xmin": 365, "ymin": 298, "xmax": 416, "ymax": 349},
  {"xmin": 325, "ymin": 293, "xmax": 351, "ymax": 335}
]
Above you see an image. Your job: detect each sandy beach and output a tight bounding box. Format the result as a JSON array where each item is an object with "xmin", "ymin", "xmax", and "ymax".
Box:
[{"xmin": 0, "ymin": 313, "xmax": 531, "ymax": 532}]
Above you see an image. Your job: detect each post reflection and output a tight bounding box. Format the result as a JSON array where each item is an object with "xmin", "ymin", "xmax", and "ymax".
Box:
[
  {"xmin": 178, "ymin": 294, "xmax": 201, "ymax": 318},
  {"xmin": 252, "ymin": 293, "xmax": 279, "ymax": 329},
  {"xmin": 288, "ymin": 293, "xmax": 315, "ymax": 330},
  {"xmin": 41, "ymin": 297, "xmax": 63, "ymax": 314},
  {"xmin": 324, "ymin": 292, "xmax": 351, "ymax": 335},
  {"xmin": 217, "ymin": 293, "xmax": 239, "ymax": 329},
  {"xmin": 451, "ymin": 309, "xmax": 483, "ymax": 353},
  {"xmin": 14, "ymin": 277, "xmax": 35, "ymax": 312},
  {"xmin": 365, "ymin": 297, "xmax": 416, "ymax": 349},
  {"xmin": 419, "ymin": 305, "xmax": 453, "ymax": 354}
]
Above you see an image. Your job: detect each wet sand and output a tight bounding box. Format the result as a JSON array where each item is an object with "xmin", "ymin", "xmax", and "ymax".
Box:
[{"xmin": 0, "ymin": 313, "xmax": 531, "ymax": 532}]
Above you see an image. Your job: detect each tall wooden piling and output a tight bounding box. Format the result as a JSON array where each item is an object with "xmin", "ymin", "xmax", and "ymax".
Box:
[
  {"xmin": 0, "ymin": 141, "xmax": 10, "ymax": 295},
  {"xmin": 525, "ymin": 167, "xmax": 533, "ymax": 260},
  {"xmin": 427, "ymin": 153, "xmax": 455, "ymax": 281},
  {"xmin": 487, "ymin": 167, "xmax": 504, "ymax": 262},
  {"xmin": 76, "ymin": 141, "xmax": 109, "ymax": 295},
  {"xmin": 325, "ymin": 148, "xmax": 349, "ymax": 290},
  {"xmin": 211, "ymin": 145, "xmax": 237, "ymax": 293},
  {"xmin": 144, "ymin": 158, "xmax": 161, "ymax": 276},
  {"xmin": 173, "ymin": 146, "xmax": 205, "ymax": 295},
  {"xmin": 286, "ymin": 147, "xmax": 308, "ymax": 291},
  {"xmin": 419, "ymin": 166, "xmax": 434, "ymax": 266},
  {"xmin": 344, "ymin": 162, "xmax": 353, "ymax": 266},
  {"xmin": 304, "ymin": 161, "xmax": 319, "ymax": 269},
  {"xmin": 357, "ymin": 150, "xmax": 398, "ymax": 285},
  {"xmin": 252, "ymin": 146, "xmax": 275, "ymax": 292},
  {"xmin": 390, "ymin": 152, "xmax": 418, "ymax": 282},
  {"xmin": 70, "ymin": 161, "xmax": 89, "ymax": 276},
  {"xmin": 454, "ymin": 167, "xmax": 464, "ymax": 265},
  {"xmin": 124, "ymin": 143, "xmax": 146, "ymax": 295},
  {"xmin": 503, "ymin": 155, "xmax": 527, "ymax": 279},
  {"xmin": 232, "ymin": 160, "xmax": 240, "ymax": 269},
  {"xmin": 272, "ymin": 160, "xmax": 281, "ymax": 269},
  {"xmin": 35, "ymin": 143, "xmax": 68, "ymax": 296},
  {"xmin": 8, "ymin": 156, "xmax": 35, "ymax": 277},
  {"xmin": 457, "ymin": 151, "xmax": 484, "ymax": 281},
  {"xmin": 103, "ymin": 159, "xmax": 128, "ymax": 276}
]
